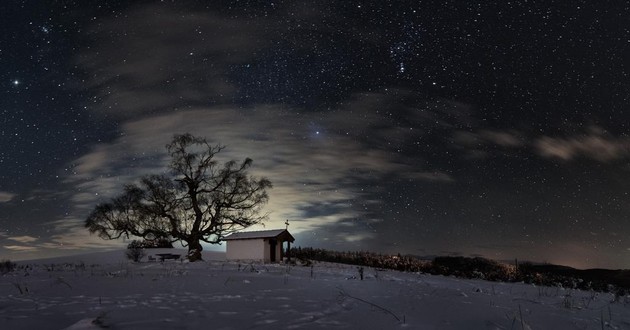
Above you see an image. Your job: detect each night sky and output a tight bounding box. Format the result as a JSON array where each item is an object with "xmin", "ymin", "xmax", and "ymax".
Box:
[{"xmin": 2, "ymin": 1, "xmax": 629, "ymax": 269}]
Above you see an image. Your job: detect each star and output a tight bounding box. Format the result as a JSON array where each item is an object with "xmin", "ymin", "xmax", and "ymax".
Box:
[
  {"xmin": 398, "ymin": 62, "xmax": 405, "ymax": 74},
  {"xmin": 0, "ymin": 0, "xmax": 626, "ymax": 270}
]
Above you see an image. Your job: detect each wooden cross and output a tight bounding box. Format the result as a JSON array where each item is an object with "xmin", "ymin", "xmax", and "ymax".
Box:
[{"xmin": 285, "ymin": 219, "xmax": 290, "ymax": 230}]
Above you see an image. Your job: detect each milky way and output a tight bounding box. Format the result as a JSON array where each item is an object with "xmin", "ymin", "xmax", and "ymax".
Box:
[{"xmin": 1, "ymin": 1, "xmax": 629, "ymax": 268}]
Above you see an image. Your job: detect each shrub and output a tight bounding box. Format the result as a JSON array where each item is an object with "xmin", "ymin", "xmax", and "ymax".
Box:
[
  {"xmin": 0, "ymin": 259, "xmax": 16, "ymax": 274},
  {"xmin": 126, "ymin": 241, "xmax": 146, "ymax": 262}
]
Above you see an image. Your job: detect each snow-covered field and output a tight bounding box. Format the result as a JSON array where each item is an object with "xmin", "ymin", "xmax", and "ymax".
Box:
[{"xmin": 1, "ymin": 250, "xmax": 629, "ymax": 329}]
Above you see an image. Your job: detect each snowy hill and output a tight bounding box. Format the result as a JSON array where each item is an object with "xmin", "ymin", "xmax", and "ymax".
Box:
[
  {"xmin": 14, "ymin": 249, "xmax": 225, "ymax": 265},
  {"xmin": 1, "ymin": 250, "xmax": 628, "ymax": 329}
]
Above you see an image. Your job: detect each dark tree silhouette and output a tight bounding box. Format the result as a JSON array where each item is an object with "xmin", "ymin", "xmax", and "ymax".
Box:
[
  {"xmin": 85, "ymin": 133, "xmax": 272, "ymax": 261},
  {"xmin": 125, "ymin": 241, "xmax": 146, "ymax": 262}
]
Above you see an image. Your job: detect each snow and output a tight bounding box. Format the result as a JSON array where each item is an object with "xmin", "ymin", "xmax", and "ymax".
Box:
[{"xmin": 1, "ymin": 250, "xmax": 629, "ymax": 329}]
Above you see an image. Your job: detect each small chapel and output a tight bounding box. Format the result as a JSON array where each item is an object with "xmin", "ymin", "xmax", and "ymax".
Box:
[{"xmin": 223, "ymin": 229, "xmax": 295, "ymax": 263}]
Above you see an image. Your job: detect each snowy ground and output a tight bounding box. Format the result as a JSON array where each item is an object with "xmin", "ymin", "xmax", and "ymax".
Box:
[{"xmin": 1, "ymin": 250, "xmax": 629, "ymax": 329}]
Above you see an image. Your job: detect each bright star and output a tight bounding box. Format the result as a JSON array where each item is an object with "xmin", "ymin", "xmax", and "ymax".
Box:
[{"xmin": 13, "ymin": 80, "xmax": 19, "ymax": 85}]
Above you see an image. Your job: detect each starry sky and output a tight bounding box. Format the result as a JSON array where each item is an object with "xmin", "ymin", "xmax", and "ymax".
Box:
[{"xmin": 1, "ymin": 1, "xmax": 629, "ymax": 269}]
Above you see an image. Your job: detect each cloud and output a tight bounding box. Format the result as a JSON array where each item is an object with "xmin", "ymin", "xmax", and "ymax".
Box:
[
  {"xmin": 479, "ymin": 130, "xmax": 525, "ymax": 147},
  {"xmin": 63, "ymin": 106, "xmax": 399, "ymax": 234},
  {"xmin": 535, "ymin": 129, "xmax": 630, "ymax": 162},
  {"xmin": 451, "ymin": 126, "xmax": 630, "ymax": 164},
  {"xmin": 404, "ymin": 171, "xmax": 455, "ymax": 183},
  {"xmin": 3, "ymin": 245, "xmax": 38, "ymax": 252},
  {"xmin": 76, "ymin": 4, "xmax": 270, "ymax": 119},
  {"xmin": 58, "ymin": 93, "xmax": 465, "ymax": 249},
  {"xmin": 452, "ymin": 129, "xmax": 525, "ymax": 149},
  {"xmin": 74, "ymin": 147, "xmax": 111, "ymax": 174},
  {"xmin": 42, "ymin": 216, "xmax": 126, "ymax": 251},
  {"xmin": 62, "ymin": 3, "xmax": 472, "ymax": 250},
  {"xmin": 344, "ymin": 233, "xmax": 376, "ymax": 242},
  {"xmin": 0, "ymin": 192, "xmax": 16, "ymax": 203},
  {"xmin": 7, "ymin": 236, "xmax": 38, "ymax": 243},
  {"xmin": 0, "ymin": 218, "xmax": 127, "ymax": 259}
]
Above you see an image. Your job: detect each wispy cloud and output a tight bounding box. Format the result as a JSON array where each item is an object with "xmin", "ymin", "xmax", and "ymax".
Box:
[
  {"xmin": 7, "ymin": 236, "xmax": 38, "ymax": 243},
  {"xmin": 63, "ymin": 106, "xmax": 406, "ymax": 235},
  {"xmin": 479, "ymin": 130, "xmax": 525, "ymax": 147},
  {"xmin": 66, "ymin": 4, "xmax": 461, "ymax": 242},
  {"xmin": 50, "ymin": 3, "xmax": 477, "ymax": 253},
  {"xmin": 53, "ymin": 89, "xmax": 470, "ymax": 251},
  {"xmin": 451, "ymin": 129, "xmax": 525, "ymax": 160},
  {"xmin": 76, "ymin": 4, "xmax": 270, "ymax": 119},
  {"xmin": 4, "ymin": 245, "xmax": 38, "ymax": 252},
  {"xmin": 404, "ymin": 171, "xmax": 455, "ymax": 183},
  {"xmin": 535, "ymin": 128, "xmax": 630, "ymax": 162},
  {"xmin": 0, "ymin": 192, "xmax": 16, "ymax": 203},
  {"xmin": 43, "ymin": 217, "xmax": 124, "ymax": 250},
  {"xmin": 451, "ymin": 126, "xmax": 630, "ymax": 164}
]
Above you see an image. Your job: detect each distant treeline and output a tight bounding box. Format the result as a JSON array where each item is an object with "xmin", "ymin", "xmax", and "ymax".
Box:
[
  {"xmin": 289, "ymin": 247, "xmax": 630, "ymax": 294},
  {"xmin": 289, "ymin": 247, "xmax": 427, "ymax": 272}
]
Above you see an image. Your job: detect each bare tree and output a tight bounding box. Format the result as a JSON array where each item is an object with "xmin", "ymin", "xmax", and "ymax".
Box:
[{"xmin": 85, "ymin": 133, "xmax": 272, "ymax": 261}]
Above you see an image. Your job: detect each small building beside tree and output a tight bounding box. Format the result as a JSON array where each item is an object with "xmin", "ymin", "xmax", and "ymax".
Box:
[{"xmin": 224, "ymin": 229, "xmax": 295, "ymax": 263}]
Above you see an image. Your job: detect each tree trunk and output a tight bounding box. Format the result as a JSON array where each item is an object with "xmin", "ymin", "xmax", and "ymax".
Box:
[{"xmin": 187, "ymin": 239, "xmax": 203, "ymax": 262}]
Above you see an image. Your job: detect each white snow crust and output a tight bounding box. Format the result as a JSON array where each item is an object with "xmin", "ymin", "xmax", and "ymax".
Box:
[{"xmin": 1, "ymin": 250, "xmax": 628, "ymax": 329}]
